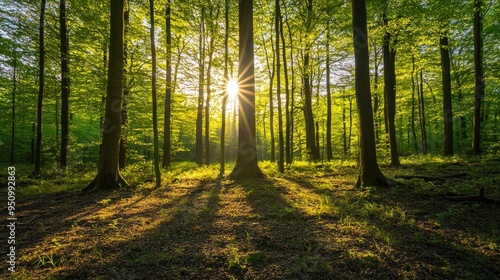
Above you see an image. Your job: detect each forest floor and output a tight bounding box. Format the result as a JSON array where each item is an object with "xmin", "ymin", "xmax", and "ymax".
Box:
[{"xmin": 1, "ymin": 156, "xmax": 500, "ymax": 279}]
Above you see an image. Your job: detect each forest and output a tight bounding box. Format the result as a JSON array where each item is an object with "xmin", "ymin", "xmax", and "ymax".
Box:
[{"xmin": 1, "ymin": 0, "xmax": 499, "ymax": 278}]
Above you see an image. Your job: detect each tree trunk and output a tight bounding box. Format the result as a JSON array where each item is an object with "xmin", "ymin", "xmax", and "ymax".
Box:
[
  {"xmin": 229, "ymin": 0, "xmax": 264, "ymax": 179},
  {"xmin": 411, "ymin": 55, "xmax": 419, "ymax": 153},
  {"xmin": 83, "ymin": 0, "xmax": 129, "ymax": 192},
  {"xmin": 280, "ymin": 11, "xmax": 291, "ymax": 165},
  {"xmin": 352, "ymin": 0, "xmax": 387, "ymax": 188},
  {"xmin": 325, "ymin": 20, "xmax": 333, "ymax": 161},
  {"xmin": 262, "ymin": 29, "xmax": 276, "ymax": 162},
  {"xmin": 303, "ymin": 0, "xmax": 319, "ymax": 161},
  {"xmin": 276, "ymin": 0, "xmax": 284, "ymax": 173},
  {"xmin": 59, "ymin": 0, "xmax": 70, "ymax": 169},
  {"xmin": 196, "ymin": 7, "xmax": 205, "ymax": 166},
  {"xmin": 383, "ymin": 13, "xmax": 399, "ymax": 166},
  {"xmin": 220, "ymin": 0, "xmax": 229, "ymax": 176},
  {"xmin": 440, "ymin": 33, "xmax": 453, "ymax": 155},
  {"xmin": 472, "ymin": 0, "xmax": 484, "ymax": 155},
  {"xmin": 34, "ymin": 0, "xmax": 46, "ymax": 176},
  {"xmin": 418, "ymin": 69, "xmax": 428, "ymax": 154},
  {"xmin": 149, "ymin": 0, "xmax": 161, "ymax": 187},
  {"xmin": 162, "ymin": 0, "xmax": 172, "ymax": 168},
  {"xmin": 11, "ymin": 58, "xmax": 16, "ymax": 165},
  {"xmin": 119, "ymin": 9, "xmax": 130, "ymax": 170}
]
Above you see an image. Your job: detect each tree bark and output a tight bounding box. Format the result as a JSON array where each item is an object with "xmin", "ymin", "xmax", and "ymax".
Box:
[
  {"xmin": 220, "ymin": 0, "xmax": 229, "ymax": 176},
  {"xmin": 34, "ymin": 0, "xmax": 46, "ymax": 176},
  {"xmin": 440, "ymin": 33, "xmax": 453, "ymax": 155},
  {"xmin": 119, "ymin": 9, "xmax": 130, "ymax": 170},
  {"xmin": 83, "ymin": 0, "xmax": 129, "ymax": 192},
  {"xmin": 418, "ymin": 69, "xmax": 428, "ymax": 154},
  {"xmin": 11, "ymin": 57, "xmax": 16, "ymax": 165},
  {"xmin": 411, "ymin": 54, "xmax": 419, "ymax": 153},
  {"xmin": 229, "ymin": 0, "xmax": 264, "ymax": 179},
  {"xmin": 149, "ymin": 0, "xmax": 161, "ymax": 188},
  {"xmin": 280, "ymin": 11, "xmax": 291, "ymax": 165},
  {"xmin": 276, "ymin": 0, "xmax": 284, "ymax": 173},
  {"xmin": 382, "ymin": 13, "xmax": 399, "ymax": 166},
  {"xmin": 325, "ymin": 20, "xmax": 333, "ymax": 161},
  {"xmin": 352, "ymin": 0, "xmax": 387, "ymax": 188},
  {"xmin": 303, "ymin": 0, "xmax": 319, "ymax": 161},
  {"xmin": 196, "ymin": 7, "xmax": 205, "ymax": 166},
  {"xmin": 59, "ymin": 0, "xmax": 70, "ymax": 169},
  {"xmin": 162, "ymin": 0, "xmax": 172, "ymax": 168},
  {"xmin": 472, "ymin": 0, "xmax": 484, "ymax": 155},
  {"xmin": 262, "ymin": 28, "xmax": 276, "ymax": 162}
]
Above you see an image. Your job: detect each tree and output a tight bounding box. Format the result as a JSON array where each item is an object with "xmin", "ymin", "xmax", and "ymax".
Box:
[
  {"xmin": 440, "ymin": 30, "xmax": 453, "ymax": 155},
  {"xmin": 59, "ymin": 0, "xmax": 70, "ymax": 169},
  {"xmin": 34, "ymin": 0, "xmax": 46, "ymax": 176},
  {"xmin": 472, "ymin": 0, "xmax": 484, "ymax": 155},
  {"xmin": 303, "ymin": 0, "xmax": 320, "ymax": 161},
  {"xmin": 276, "ymin": 0, "xmax": 284, "ymax": 173},
  {"xmin": 229, "ymin": 0, "xmax": 264, "ymax": 179},
  {"xmin": 149, "ymin": 0, "xmax": 161, "ymax": 187},
  {"xmin": 325, "ymin": 19, "xmax": 333, "ymax": 161},
  {"xmin": 220, "ymin": 0, "xmax": 229, "ymax": 176},
  {"xmin": 351, "ymin": 0, "xmax": 387, "ymax": 188},
  {"xmin": 382, "ymin": 11, "xmax": 399, "ymax": 166},
  {"xmin": 83, "ymin": 0, "xmax": 128, "ymax": 192},
  {"xmin": 163, "ymin": 0, "xmax": 172, "ymax": 168},
  {"xmin": 196, "ymin": 7, "xmax": 205, "ymax": 166}
]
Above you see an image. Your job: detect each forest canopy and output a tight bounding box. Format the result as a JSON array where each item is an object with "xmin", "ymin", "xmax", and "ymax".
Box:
[{"xmin": 0, "ymin": 0, "xmax": 499, "ymax": 171}]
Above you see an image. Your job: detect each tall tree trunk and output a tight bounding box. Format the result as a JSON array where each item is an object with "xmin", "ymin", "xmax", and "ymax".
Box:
[
  {"xmin": 119, "ymin": 9, "xmax": 130, "ymax": 170},
  {"xmin": 383, "ymin": 13, "xmax": 399, "ymax": 166},
  {"xmin": 229, "ymin": 0, "xmax": 264, "ymax": 179},
  {"xmin": 352, "ymin": 0, "xmax": 387, "ymax": 188},
  {"xmin": 472, "ymin": 0, "xmax": 484, "ymax": 155},
  {"xmin": 262, "ymin": 29, "xmax": 276, "ymax": 162},
  {"xmin": 149, "ymin": 0, "xmax": 161, "ymax": 187},
  {"xmin": 418, "ymin": 69, "xmax": 428, "ymax": 154},
  {"xmin": 276, "ymin": 0, "xmax": 284, "ymax": 172},
  {"xmin": 325, "ymin": 20, "xmax": 333, "ymax": 161},
  {"xmin": 372, "ymin": 42, "xmax": 381, "ymax": 144},
  {"xmin": 286, "ymin": 11, "xmax": 295, "ymax": 164},
  {"xmin": 411, "ymin": 54, "xmax": 419, "ymax": 153},
  {"xmin": 342, "ymin": 105, "xmax": 347, "ymax": 157},
  {"xmin": 196, "ymin": 7, "xmax": 205, "ymax": 166},
  {"xmin": 303, "ymin": 0, "xmax": 319, "ymax": 160},
  {"xmin": 11, "ymin": 57, "xmax": 16, "ymax": 165},
  {"xmin": 34, "ymin": 0, "xmax": 46, "ymax": 176},
  {"xmin": 280, "ymin": 11, "xmax": 291, "ymax": 165},
  {"xmin": 59, "ymin": 0, "xmax": 70, "ymax": 169},
  {"xmin": 220, "ymin": 0, "xmax": 229, "ymax": 176},
  {"xmin": 440, "ymin": 32, "xmax": 453, "ymax": 155},
  {"xmin": 83, "ymin": 0, "xmax": 129, "ymax": 192},
  {"xmin": 162, "ymin": 0, "xmax": 172, "ymax": 168}
]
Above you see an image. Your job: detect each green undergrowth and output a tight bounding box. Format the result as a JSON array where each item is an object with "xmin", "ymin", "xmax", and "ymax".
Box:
[{"xmin": 3, "ymin": 156, "xmax": 499, "ymax": 279}]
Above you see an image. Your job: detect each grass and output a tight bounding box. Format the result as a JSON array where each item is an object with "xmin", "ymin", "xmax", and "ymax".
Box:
[{"xmin": 1, "ymin": 156, "xmax": 499, "ymax": 279}]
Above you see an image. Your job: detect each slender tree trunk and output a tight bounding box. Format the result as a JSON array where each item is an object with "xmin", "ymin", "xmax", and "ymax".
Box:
[
  {"xmin": 372, "ymin": 43, "xmax": 381, "ymax": 144},
  {"xmin": 348, "ymin": 96, "xmax": 353, "ymax": 154},
  {"xmin": 11, "ymin": 58, "xmax": 16, "ymax": 165},
  {"xmin": 342, "ymin": 105, "xmax": 347, "ymax": 157},
  {"xmin": 411, "ymin": 55, "xmax": 419, "ymax": 153},
  {"xmin": 280, "ymin": 11, "xmax": 291, "ymax": 165},
  {"xmin": 149, "ymin": 0, "xmax": 161, "ymax": 187},
  {"xmin": 325, "ymin": 20, "xmax": 333, "ymax": 161},
  {"xmin": 440, "ymin": 33, "xmax": 453, "ymax": 155},
  {"xmin": 262, "ymin": 30, "xmax": 276, "ymax": 162},
  {"xmin": 119, "ymin": 9, "xmax": 130, "ymax": 170},
  {"xmin": 276, "ymin": 0, "xmax": 284, "ymax": 172},
  {"xmin": 31, "ymin": 123, "xmax": 35, "ymax": 164},
  {"xmin": 163, "ymin": 0, "xmax": 172, "ymax": 168},
  {"xmin": 83, "ymin": 0, "xmax": 129, "ymax": 192},
  {"xmin": 383, "ymin": 13, "xmax": 399, "ymax": 166},
  {"xmin": 220, "ymin": 0, "xmax": 229, "ymax": 176},
  {"xmin": 472, "ymin": 0, "xmax": 484, "ymax": 155},
  {"xmin": 286, "ymin": 12, "xmax": 295, "ymax": 164},
  {"xmin": 303, "ymin": 0, "xmax": 319, "ymax": 161},
  {"xmin": 229, "ymin": 0, "xmax": 264, "ymax": 179},
  {"xmin": 196, "ymin": 7, "xmax": 205, "ymax": 166},
  {"xmin": 59, "ymin": 0, "xmax": 70, "ymax": 169},
  {"xmin": 34, "ymin": 0, "xmax": 46, "ymax": 176},
  {"xmin": 352, "ymin": 0, "xmax": 387, "ymax": 188},
  {"xmin": 418, "ymin": 69, "xmax": 428, "ymax": 154}
]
